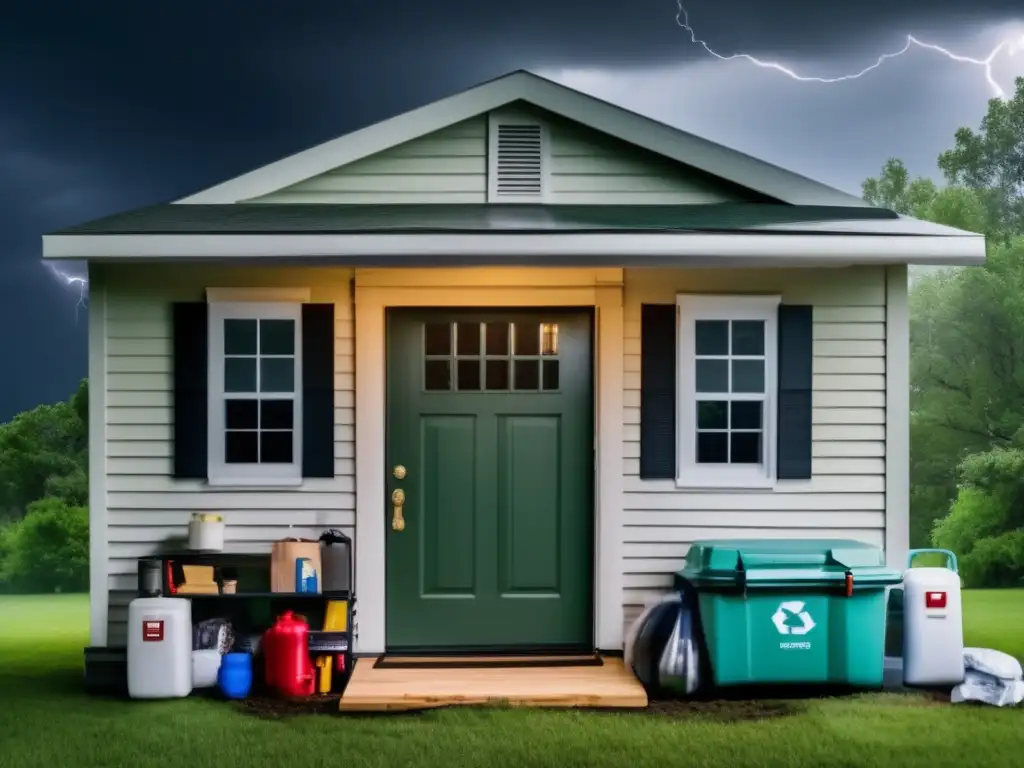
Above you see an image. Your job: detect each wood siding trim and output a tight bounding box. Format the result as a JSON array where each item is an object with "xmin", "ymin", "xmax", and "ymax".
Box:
[
  {"xmin": 884, "ymin": 264, "xmax": 910, "ymax": 569},
  {"xmin": 87, "ymin": 263, "xmax": 109, "ymax": 647}
]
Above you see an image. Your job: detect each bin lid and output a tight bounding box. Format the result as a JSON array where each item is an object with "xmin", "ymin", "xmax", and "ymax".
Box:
[{"xmin": 677, "ymin": 538, "xmax": 904, "ymax": 590}]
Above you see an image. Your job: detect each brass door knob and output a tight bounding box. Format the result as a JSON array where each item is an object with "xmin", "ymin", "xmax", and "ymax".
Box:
[{"xmin": 393, "ymin": 465, "xmax": 407, "ymax": 480}]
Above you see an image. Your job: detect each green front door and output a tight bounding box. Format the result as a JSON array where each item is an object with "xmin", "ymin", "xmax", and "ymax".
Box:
[{"xmin": 385, "ymin": 309, "xmax": 594, "ymax": 652}]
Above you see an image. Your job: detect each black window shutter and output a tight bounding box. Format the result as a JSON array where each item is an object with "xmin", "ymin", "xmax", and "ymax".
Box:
[
  {"xmin": 301, "ymin": 303, "xmax": 335, "ymax": 478},
  {"xmin": 172, "ymin": 302, "xmax": 208, "ymax": 479},
  {"xmin": 777, "ymin": 305, "xmax": 813, "ymax": 479},
  {"xmin": 639, "ymin": 304, "xmax": 677, "ymax": 479}
]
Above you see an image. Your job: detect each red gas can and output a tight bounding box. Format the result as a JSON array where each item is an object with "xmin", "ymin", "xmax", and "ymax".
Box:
[{"xmin": 263, "ymin": 611, "xmax": 315, "ymax": 697}]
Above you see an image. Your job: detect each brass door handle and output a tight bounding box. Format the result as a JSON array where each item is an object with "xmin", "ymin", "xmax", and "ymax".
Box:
[{"xmin": 391, "ymin": 488, "xmax": 406, "ymax": 532}]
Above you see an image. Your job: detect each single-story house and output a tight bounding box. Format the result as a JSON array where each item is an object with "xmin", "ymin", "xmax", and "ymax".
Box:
[{"xmin": 44, "ymin": 69, "xmax": 985, "ymax": 657}]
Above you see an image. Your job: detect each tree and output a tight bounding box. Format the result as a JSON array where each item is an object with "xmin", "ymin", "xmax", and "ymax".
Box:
[
  {"xmin": 938, "ymin": 76, "xmax": 1024, "ymax": 240},
  {"xmin": 1, "ymin": 497, "xmax": 89, "ymax": 593},
  {"xmin": 906, "ymin": 238, "xmax": 1024, "ymax": 547},
  {"xmin": 0, "ymin": 379, "xmax": 87, "ymax": 520},
  {"xmin": 862, "ymin": 158, "xmax": 989, "ymax": 235},
  {"xmin": 932, "ymin": 447, "xmax": 1024, "ymax": 587},
  {"xmin": 862, "ymin": 158, "xmax": 938, "ymax": 215}
]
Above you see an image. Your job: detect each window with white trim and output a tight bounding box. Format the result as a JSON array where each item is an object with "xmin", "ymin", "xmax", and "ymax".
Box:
[
  {"xmin": 208, "ymin": 301, "xmax": 303, "ymax": 484},
  {"xmin": 676, "ymin": 294, "xmax": 780, "ymax": 488}
]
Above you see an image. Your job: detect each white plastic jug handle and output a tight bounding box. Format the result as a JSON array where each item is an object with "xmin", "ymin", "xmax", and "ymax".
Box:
[{"xmin": 906, "ymin": 548, "xmax": 958, "ymax": 573}]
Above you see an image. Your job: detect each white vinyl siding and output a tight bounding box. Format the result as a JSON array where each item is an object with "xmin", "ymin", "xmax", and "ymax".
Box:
[
  {"xmin": 621, "ymin": 266, "xmax": 888, "ymax": 631},
  {"xmin": 100, "ymin": 265, "xmax": 355, "ymax": 645},
  {"xmin": 247, "ymin": 111, "xmax": 757, "ymax": 205}
]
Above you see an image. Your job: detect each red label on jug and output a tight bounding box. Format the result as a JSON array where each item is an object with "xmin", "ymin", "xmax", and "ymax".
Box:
[{"xmin": 142, "ymin": 620, "xmax": 164, "ymax": 641}]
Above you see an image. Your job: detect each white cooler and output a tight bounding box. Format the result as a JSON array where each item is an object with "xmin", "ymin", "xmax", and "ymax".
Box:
[
  {"xmin": 127, "ymin": 597, "xmax": 193, "ymax": 699},
  {"xmin": 902, "ymin": 549, "xmax": 965, "ymax": 687}
]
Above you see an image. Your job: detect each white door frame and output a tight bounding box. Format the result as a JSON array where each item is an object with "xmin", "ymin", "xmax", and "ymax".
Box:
[{"xmin": 352, "ymin": 267, "xmax": 625, "ymax": 654}]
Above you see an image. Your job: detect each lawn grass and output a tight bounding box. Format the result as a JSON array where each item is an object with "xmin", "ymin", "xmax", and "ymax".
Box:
[{"xmin": 1, "ymin": 591, "xmax": 1021, "ymax": 768}]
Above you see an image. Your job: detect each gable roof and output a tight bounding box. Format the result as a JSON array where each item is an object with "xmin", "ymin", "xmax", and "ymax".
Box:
[{"xmin": 177, "ymin": 70, "xmax": 870, "ymax": 208}]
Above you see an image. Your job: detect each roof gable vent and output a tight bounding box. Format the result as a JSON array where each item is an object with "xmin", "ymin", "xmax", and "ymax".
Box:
[{"xmin": 488, "ymin": 117, "xmax": 548, "ymax": 202}]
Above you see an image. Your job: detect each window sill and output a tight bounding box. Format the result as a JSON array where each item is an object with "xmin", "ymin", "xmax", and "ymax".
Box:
[
  {"xmin": 675, "ymin": 473, "xmax": 776, "ymax": 492},
  {"xmin": 206, "ymin": 476, "xmax": 304, "ymax": 489}
]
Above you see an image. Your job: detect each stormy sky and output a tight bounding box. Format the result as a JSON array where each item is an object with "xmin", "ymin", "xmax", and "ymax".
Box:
[{"xmin": 2, "ymin": 0, "xmax": 1022, "ymax": 420}]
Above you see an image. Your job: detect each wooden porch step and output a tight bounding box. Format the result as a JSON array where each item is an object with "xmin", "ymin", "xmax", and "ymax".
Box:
[{"xmin": 338, "ymin": 655, "xmax": 648, "ymax": 712}]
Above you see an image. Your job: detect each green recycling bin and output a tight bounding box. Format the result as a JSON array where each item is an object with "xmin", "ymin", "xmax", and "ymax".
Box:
[{"xmin": 677, "ymin": 539, "xmax": 903, "ymax": 688}]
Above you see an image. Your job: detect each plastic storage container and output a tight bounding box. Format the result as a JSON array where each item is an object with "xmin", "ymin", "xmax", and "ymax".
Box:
[
  {"xmin": 127, "ymin": 597, "xmax": 193, "ymax": 699},
  {"xmin": 188, "ymin": 513, "xmax": 225, "ymax": 551},
  {"xmin": 678, "ymin": 539, "xmax": 903, "ymax": 688},
  {"xmin": 218, "ymin": 652, "xmax": 253, "ymax": 699},
  {"xmin": 263, "ymin": 611, "xmax": 315, "ymax": 697},
  {"xmin": 192, "ymin": 649, "xmax": 222, "ymax": 688},
  {"xmin": 902, "ymin": 548, "xmax": 965, "ymax": 687}
]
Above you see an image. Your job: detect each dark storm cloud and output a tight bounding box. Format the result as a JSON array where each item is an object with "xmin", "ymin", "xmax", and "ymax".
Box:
[{"xmin": 1, "ymin": 0, "xmax": 1021, "ymax": 419}]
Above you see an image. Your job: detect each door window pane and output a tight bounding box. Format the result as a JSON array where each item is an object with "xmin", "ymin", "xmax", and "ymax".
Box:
[
  {"xmin": 542, "ymin": 360, "xmax": 559, "ymax": 390},
  {"xmin": 224, "ymin": 319, "xmax": 257, "ymax": 355},
  {"xmin": 457, "ymin": 359, "xmax": 481, "ymax": 391},
  {"xmin": 425, "ymin": 359, "xmax": 451, "ymax": 391},
  {"xmin": 424, "ymin": 323, "xmax": 452, "ymax": 356},
  {"xmin": 485, "ymin": 322, "xmax": 510, "ymax": 356},
  {"xmin": 541, "ymin": 323, "xmax": 559, "ymax": 355},
  {"xmin": 456, "ymin": 322, "xmax": 481, "ymax": 356},
  {"xmin": 260, "ymin": 319, "xmax": 295, "ymax": 355},
  {"xmin": 695, "ymin": 320, "xmax": 728, "ymax": 355},
  {"xmin": 514, "ymin": 322, "xmax": 540, "ymax": 356},
  {"xmin": 485, "ymin": 360, "xmax": 509, "ymax": 390},
  {"xmin": 514, "ymin": 359, "xmax": 540, "ymax": 390}
]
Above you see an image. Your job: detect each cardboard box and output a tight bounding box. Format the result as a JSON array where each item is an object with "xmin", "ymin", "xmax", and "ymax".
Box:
[{"xmin": 271, "ymin": 538, "xmax": 322, "ymax": 593}]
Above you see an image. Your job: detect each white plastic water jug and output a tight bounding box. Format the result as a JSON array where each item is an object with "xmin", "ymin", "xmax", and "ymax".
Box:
[
  {"xmin": 127, "ymin": 597, "xmax": 193, "ymax": 699},
  {"xmin": 902, "ymin": 549, "xmax": 965, "ymax": 687}
]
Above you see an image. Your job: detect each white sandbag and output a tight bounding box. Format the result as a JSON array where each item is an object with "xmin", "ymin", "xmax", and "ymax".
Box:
[
  {"xmin": 951, "ymin": 647, "xmax": 1024, "ymax": 707},
  {"xmin": 962, "ymin": 648, "xmax": 1022, "ymax": 681},
  {"xmin": 951, "ymin": 669, "xmax": 1024, "ymax": 707}
]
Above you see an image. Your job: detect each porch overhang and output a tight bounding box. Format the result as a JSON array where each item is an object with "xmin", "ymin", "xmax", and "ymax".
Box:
[
  {"xmin": 42, "ymin": 230, "xmax": 983, "ymax": 266},
  {"xmin": 42, "ymin": 202, "xmax": 986, "ymax": 266}
]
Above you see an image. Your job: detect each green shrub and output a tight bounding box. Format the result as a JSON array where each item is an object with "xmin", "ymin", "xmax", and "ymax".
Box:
[
  {"xmin": 931, "ymin": 446, "xmax": 1024, "ymax": 587},
  {"xmin": 3, "ymin": 497, "xmax": 88, "ymax": 593},
  {"xmin": 0, "ymin": 521, "xmax": 13, "ymax": 592},
  {"xmin": 959, "ymin": 530, "xmax": 1024, "ymax": 588}
]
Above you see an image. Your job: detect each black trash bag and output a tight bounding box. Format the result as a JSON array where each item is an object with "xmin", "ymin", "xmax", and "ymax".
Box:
[
  {"xmin": 193, "ymin": 618, "xmax": 234, "ymax": 654},
  {"xmin": 625, "ymin": 580, "xmax": 708, "ymax": 698},
  {"xmin": 626, "ymin": 594, "xmax": 683, "ymax": 694},
  {"xmin": 658, "ymin": 581, "xmax": 703, "ymax": 696}
]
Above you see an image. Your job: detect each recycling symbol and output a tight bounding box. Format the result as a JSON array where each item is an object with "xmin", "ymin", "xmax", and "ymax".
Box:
[{"xmin": 771, "ymin": 600, "xmax": 816, "ymax": 636}]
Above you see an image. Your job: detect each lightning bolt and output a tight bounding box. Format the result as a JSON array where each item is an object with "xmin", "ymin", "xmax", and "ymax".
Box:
[
  {"xmin": 42, "ymin": 261, "xmax": 89, "ymax": 322},
  {"xmin": 676, "ymin": 3, "xmax": 1024, "ymax": 99}
]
